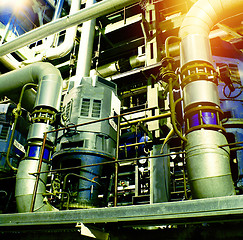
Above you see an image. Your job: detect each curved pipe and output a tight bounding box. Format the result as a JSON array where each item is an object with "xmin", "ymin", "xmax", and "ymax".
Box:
[
  {"xmin": 0, "ymin": 63, "xmax": 63, "ymax": 212},
  {"xmin": 179, "ymin": 0, "xmax": 243, "ymax": 198},
  {"xmin": 0, "ymin": 62, "xmax": 62, "ymax": 111},
  {"xmin": 179, "ymin": 0, "xmax": 243, "ymax": 66},
  {"xmin": 22, "ymin": 0, "xmax": 81, "ymax": 64}
]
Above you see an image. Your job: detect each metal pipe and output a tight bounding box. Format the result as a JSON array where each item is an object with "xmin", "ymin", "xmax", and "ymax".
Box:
[
  {"xmin": 179, "ymin": 0, "xmax": 243, "ymax": 198},
  {"xmin": 168, "ymin": 78, "xmax": 187, "ymax": 142},
  {"xmin": 120, "ymin": 112, "xmax": 171, "ymax": 127},
  {"xmin": 0, "ymin": 0, "xmax": 140, "ymax": 57},
  {"xmin": 5, "ymin": 83, "xmax": 37, "ymax": 172},
  {"xmin": 0, "ymin": 62, "xmax": 62, "ymax": 111},
  {"xmin": 114, "ymin": 115, "xmax": 121, "ymax": 207},
  {"xmin": 0, "ymin": 62, "xmax": 63, "ymax": 212},
  {"xmin": 30, "ymin": 132, "xmax": 47, "ymax": 212},
  {"xmin": 75, "ymin": 0, "xmax": 96, "ymax": 85},
  {"xmin": 91, "ymin": 55, "xmax": 146, "ymax": 78},
  {"xmin": 22, "ymin": 0, "xmax": 81, "ymax": 64},
  {"xmin": 179, "ymin": 0, "xmax": 243, "ymax": 66}
]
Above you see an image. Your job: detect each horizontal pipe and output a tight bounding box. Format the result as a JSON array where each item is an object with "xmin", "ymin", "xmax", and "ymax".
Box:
[
  {"xmin": 120, "ymin": 112, "xmax": 171, "ymax": 127},
  {"xmin": 0, "ymin": 0, "xmax": 140, "ymax": 57}
]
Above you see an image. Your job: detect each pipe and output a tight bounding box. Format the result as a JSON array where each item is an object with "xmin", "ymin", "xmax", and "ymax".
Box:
[
  {"xmin": 74, "ymin": 0, "xmax": 96, "ymax": 86},
  {"xmin": 91, "ymin": 55, "xmax": 146, "ymax": 78},
  {"xmin": 0, "ymin": 0, "xmax": 140, "ymax": 57},
  {"xmin": 5, "ymin": 83, "xmax": 37, "ymax": 172},
  {"xmin": 179, "ymin": 0, "xmax": 243, "ymax": 66},
  {"xmin": 22, "ymin": 0, "xmax": 81, "ymax": 64},
  {"xmin": 0, "ymin": 62, "xmax": 62, "ymax": 110},
  {"xmin": 0, "ymin": 62, "xmax": 63, "ymax": 212},
  {"xmin": 179, "ymin": 0, "xmax": 243, "ymax": 198},
  {"xmin": 0, "ymin": 55, "xmax": 21, "ymax": 70}
]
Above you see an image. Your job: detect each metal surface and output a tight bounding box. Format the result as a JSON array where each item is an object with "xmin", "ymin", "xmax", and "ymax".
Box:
[
  {"xmin": 183, "ymin": 80, "xmax": 220, "ymax": 109},
  {"xmin": 75, "ymin": 0, "xmax": 96, "ymax": 84},
  {"xmin": 0, "ymin": 0, "xmax": 140, "ymax": 57},
  {"xmin": 180, "ymin": 34, "xmax": 213, "ymax": 65},
  {"xmin": 185, "ymin": 129, "xmax": 235, "ymax": 198},
  {"xmin": 15, "ymin": 159, "xmax": 55, "ymax": 213},
  {"xmin": 1, "ymin": 195, "xmax": 243, "ymax": 227},
  {"xmin": 0, "ymin": 62, "xmax": 63, "ymax": 213},
  {"xmin": 150, "ymin": 144, "xmax": 170, "ymax": 203},
  {"xmin": 0, "ymin": 62, "xmax": 62, "ymax": 111},
  {"xmin": 178, "ymin": 0, "xmax": 243, "ymax": 199},
  {"xmin": 23, "ymin": 0, "xmax": 81, "ymax": 64}
]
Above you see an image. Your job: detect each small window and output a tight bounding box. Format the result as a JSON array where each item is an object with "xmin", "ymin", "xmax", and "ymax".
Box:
[{"xmin": 80, "ymin": 98, "xmax": 91, "ymax": 117}]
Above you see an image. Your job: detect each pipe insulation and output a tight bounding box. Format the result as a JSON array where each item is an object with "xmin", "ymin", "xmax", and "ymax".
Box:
[
  {"xmin": 0, "ymin": 63, "xmax": 63, "ymax": 212},
  {"xmin": 23, "ymin": 0, "xmax": 81, "ymax": 64},
  {"xmin": 0, "ymin": 62, "xmax": 62, "ymax": 111},
  {"xmin": 179, "ymin": 0, "xmax": 243, "ymax": 66},
  {"xmin": 179, "ymin": 0, "xmax": 243, "ymax": 198},
  {"xmin": 75, "ymin": 0, "xmax": 96, "ymax": 85},
  {"xmin": 0, "ymin": 0, "xmax": 140, "ymax": 57}
]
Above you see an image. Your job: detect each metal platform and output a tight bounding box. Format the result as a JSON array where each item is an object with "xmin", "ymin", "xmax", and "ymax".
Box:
[{"xmin": 1, "ymin": 195, "xmax": 243, "ymax": 229}]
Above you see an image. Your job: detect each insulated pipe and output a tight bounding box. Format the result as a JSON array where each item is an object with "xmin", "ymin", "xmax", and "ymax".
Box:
[
  {"xmin": 0, "ymin": 0, "xmax": 140, "ymax": 57},
  {"xmin": 179, "ymin": 0, "xmax": 243, "ymax": 66},
  {"xmin": 22, "ymin": 0, "xmax": 81, "ymax": 64},
  {"xmin": 75, "ymin": 0, "xmax": 96, "ymax": 85},
  {"xmin": 179, "ymin": 0, "xmax": 243, "ymax": 198},
  {"xmin": 91, "ymin": 55, "xmax": 146, "ymax": 78},
  {"xmin": 0, "ymin": 62, "xmax": 62, "ymax": 111},
  {"xmin": 0, "ymin": 63, "xmax": 62, "ymax": 212}
]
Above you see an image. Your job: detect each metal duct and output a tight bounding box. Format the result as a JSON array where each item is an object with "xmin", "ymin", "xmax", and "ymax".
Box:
[
  {"xmin": 179, "ymin": 0, "xmax": 243, "ymax": 198},
  {"xmin": 0, "ymin": 0, "xmax": 140, "ymax": 57},
  {"xmin": 0, "ymin": 63, "xmax": 63, "ymax": 212}
]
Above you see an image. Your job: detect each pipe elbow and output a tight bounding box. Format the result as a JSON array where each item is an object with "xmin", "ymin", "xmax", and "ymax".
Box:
[
  {"xmin": 179, "ymin": 0, "xmax": 243, "ymax": 66},
  {"xmin": 179, "ymin": 0, "xmax": 243, "ymax": 40},
  {"xmin": 30, "ymin": 62, "xmax": 63, "ymax": 111}
]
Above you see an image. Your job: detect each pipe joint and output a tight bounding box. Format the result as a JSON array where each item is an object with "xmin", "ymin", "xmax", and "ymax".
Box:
[
  {"xmin": 181, "ymin": 61, "xmax": 217, "ymax": 89},
  {"xmin": 25, "ymin": 141, "xmax": 52, "ymax": 163},
  {"xmin": 184, "ymin": 105, "xmax": 225, "ymax": 135},
  {"xmin": 31, "ymin": 107, "xmax": 57, "ymax": 125}
]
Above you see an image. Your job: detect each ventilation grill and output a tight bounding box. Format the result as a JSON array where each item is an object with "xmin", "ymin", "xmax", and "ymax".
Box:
[
  {"xmin": 229, "ymin": 64, "xmax": 241, "ymax": 83},
  {"xmin": 65, "ymin": 100, "xmax": 72, "ymax": 121},
  {"xmin": 0, "ymin": 125, "xmax": 9, "ymax": 140},
  {"xmin": 80, "ymin": 98, "xmax": 91, "ymax": 117},
  {"xmin": 92, "ymin": 99, "xmax": 102, "ymax": 118}
]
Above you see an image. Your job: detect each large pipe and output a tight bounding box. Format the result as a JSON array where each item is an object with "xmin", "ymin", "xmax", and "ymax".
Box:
[
  {"xmin": 22, "ymin": 0, "xmax": 81, "ymax": 64},
  {"xmin": 0, "ymin": 0, "xmax": 140, "ymax": 57},
  {"xmin": 74, "ymin": 0, "xmax": 96, "ymax": 86},
  {"xmin": 0, "ymin": 63, "xmax": 63, "ymax": 212},
  {"xmin": 179, "ymin": 0, "xmax": 243, "ymax": 198}
]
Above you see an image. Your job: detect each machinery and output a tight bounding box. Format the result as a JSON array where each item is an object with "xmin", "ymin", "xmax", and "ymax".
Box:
[{"xmin": 0, "ymin": 0, "xmax": 243, "ymax": 239}]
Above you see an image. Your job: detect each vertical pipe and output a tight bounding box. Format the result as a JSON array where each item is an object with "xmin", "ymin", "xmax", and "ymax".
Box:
[
  {"xmin": 74, "ymin": 0, "xmax": 96, "ymax": 86},
  {"xmin": 178, "ymin": 0, "xmax": 243, "ymax": 198},
  {"xmin": 30, "ymin": 132, "xmax": 47, "ymax": 212},
  {"xmin": 114, "ymin": 115, "xmax": 121, "ymax": 207}
]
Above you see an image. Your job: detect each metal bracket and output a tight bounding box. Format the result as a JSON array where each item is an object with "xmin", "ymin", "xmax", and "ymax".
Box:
[{"xmin": 76, "ymin": 222, "xmax": 109, "ymax": 240}]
